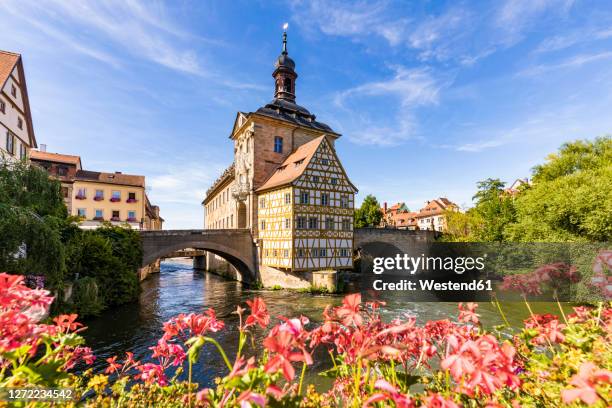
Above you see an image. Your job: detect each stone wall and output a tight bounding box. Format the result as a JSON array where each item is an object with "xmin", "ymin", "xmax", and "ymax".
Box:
[{"xmin": 138, "ymin": 258, "xmax": 160, "ymax": 281}]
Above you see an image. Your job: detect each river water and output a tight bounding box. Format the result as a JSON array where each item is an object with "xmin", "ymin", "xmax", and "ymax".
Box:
[{"xmin": 83, "ymin": 259, "xmax": 562, "ymax": 388}]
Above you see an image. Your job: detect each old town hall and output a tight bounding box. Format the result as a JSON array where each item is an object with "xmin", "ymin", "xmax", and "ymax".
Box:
[{"xmin": 202, "ymin": 29, "xmax": 357, "ymax": 287}]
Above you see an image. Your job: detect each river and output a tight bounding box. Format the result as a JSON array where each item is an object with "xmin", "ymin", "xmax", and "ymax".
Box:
[{"xmin": 83, "ymin": 259, "xmax": 564, "ymax": 388}]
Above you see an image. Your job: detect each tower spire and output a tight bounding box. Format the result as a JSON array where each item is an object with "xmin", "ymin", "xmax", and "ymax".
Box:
[{"xmin": 273, "ymin": 23, "xmax": 297, "ymax": 102}]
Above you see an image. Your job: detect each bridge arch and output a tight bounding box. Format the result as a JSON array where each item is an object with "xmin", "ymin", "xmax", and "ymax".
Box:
[{"xmin": 140, "ymin": 230, "xmax": 257, "ymax": 282}]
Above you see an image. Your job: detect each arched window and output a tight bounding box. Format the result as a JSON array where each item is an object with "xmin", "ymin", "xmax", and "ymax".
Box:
[
  {"xmin": 283, "ymin": 77, "xmax": 292, "ymax": 93},
  {"xmin": 274, "ymin": 136, "xmax": 283, "ymax": 153}
]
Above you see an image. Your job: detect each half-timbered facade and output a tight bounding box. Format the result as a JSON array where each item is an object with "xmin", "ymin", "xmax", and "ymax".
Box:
[
  {"xmin": 0, "ymin": 50, "xmax": 37, "ymax": 162},
  {"xmin": 202, "ymin": 30, "xmax": 357, "ymax": 281},
  {"xmin": 256, "ymin": 136, "xmax": 356, "ymax": 271}
]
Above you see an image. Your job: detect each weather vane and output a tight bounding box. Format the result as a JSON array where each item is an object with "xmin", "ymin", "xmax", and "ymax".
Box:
[{"xmin": 283, "ymin": 22, "xmax": 289, "ymax": 31}]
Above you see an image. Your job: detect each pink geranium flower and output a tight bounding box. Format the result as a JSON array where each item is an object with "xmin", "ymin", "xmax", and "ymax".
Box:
[
  {"xmin": 562, "ymin": 362, "xmax": 612, "ymax": 405},
  {"xmin": 335, "ymin": 293, "xmax": 363, "ymax": 327}
]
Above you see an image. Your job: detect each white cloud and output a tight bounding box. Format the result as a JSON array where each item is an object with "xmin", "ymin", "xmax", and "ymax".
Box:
[
  {"xmin": 0, "ymin": 0, "xmax": 209, "ymax": 75},
  {"xmin": 147, "ymin": 162, "xmax": 229, "ymax": 228},
  {"xmin": 333, "ymin": 67, "xmax": 442, "ymax": 145},
  {"xmin": 293, "ymin": 0, "xmax": 408, "ymax": 46},
  {"xmin": 534, "ymin": 28, "xmax": 612, "ymax": 54},
  {"xmin": 518, "ymin": 51, "xmax": 612, "ymax": 76},
  {"xmin": 496, "ymin": 0, "xmax": 575, "ymax": 28},
  {"xmin": 335, "ymin": 67, "xmax": 439, "ymax": 107}
]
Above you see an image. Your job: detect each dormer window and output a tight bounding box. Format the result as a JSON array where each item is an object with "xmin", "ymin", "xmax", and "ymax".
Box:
[
  {"xmin": 294, "ymin": 159, "xmax": 304, "ymax": 167},
  {"xmin": 274, "ymin": 136, "xmax": 283, "ymax": 153}
]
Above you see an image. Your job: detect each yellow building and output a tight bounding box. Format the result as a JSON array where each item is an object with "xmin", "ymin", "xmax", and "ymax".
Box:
[
  {"xmin": 256, "ymin": 135, "xmax": 356, "ymax": 271},
  {"xmin": 31, "ymin": 149, "xmax": 163, "ymax": 230},
  {"xmin": 72, "ymin": 170, "xmax": 146, "ymax": 229},
  {"xmin": 0, "ymin": 50, "xmax": 36, "ymax": 162},
  {"xmin": 203, "ymin": 30, "xmax": 357, "ymax": 281}
]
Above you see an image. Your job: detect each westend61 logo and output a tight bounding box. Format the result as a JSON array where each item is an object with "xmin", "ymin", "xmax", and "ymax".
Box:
[{"xmin": 372, "ymin": 254, "xmax": 487, "ymax": 275}]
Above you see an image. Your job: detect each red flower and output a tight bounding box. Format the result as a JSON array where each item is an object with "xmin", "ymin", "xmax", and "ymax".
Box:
[
  {"xmin": 105, "ymin": 356, "xmax": 122, "ymax": 374},
  {"xmin": 53, "ymin": 314, "xmax": 83, "ymax": 333},
  {"xmin": 422, "ymin": 392, "xmax": 460, "ymax": 408},
  {"xmin": 245, "ymin": 297, "xmax": 270, "ymax": 329},
  {"xmin": 136, "ymin": 363, "xmax": 168, "ymax": 386},
  {"xmin": 562, "ymin": 362, "xmax": 612, "ymax": 405},
  {"xmin": 335, "ymin": 293, "xmax": 363, "ymax": 327},
  {"xmin": 149, "ymin": 339, "xmax": 186, "ymax": 368},
  {"xmin": 458, "ymin": 302, "xmax": 480, "ymax": 325},
  {"xmin": 363, "ymin": 379, "xmax": 414, "ymax": 408}
]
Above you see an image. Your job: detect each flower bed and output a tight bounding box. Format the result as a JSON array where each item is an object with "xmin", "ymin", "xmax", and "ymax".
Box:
[
  {"xmin": 110, "ymin": 217, "xmax": 120, "ymax": 221},
  {"xmin": 110, "ymin": 197, "xmax": 121, "ymax": 202},
  {"xmin": 0, "ymin": 271, "xmax": 610, "ymax": 407},
  {"xmin": 94, "ymin": 196, "xmax": 104, "ymax": 201},
  {"xmin": 93, "ymin": 216, "xmax": 104, "ymax": 221},
  {"xmin": 126, "ymin": 198, "xmax": 137, "ymax": 203},
  {"xmin": 126, "ymin": 217, "xmax": 137, "ymax": 222},
  {"xmin": 75, "ymin": 195, "xmax": 86, "ymax": 200}
]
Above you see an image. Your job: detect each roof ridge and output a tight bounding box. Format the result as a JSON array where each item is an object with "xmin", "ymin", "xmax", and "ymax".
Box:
[{"xmin": 0, "ymin": 50, "xmax": 21, "ymax": 57}]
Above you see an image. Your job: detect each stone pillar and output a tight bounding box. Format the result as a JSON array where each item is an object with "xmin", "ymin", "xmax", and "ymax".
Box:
[
  {"xmin": 193, "ymin": 255, "xmax": 206, "ymax": 270},
  {"xmin": 312, "ymin": 270, "xmax": 338, "ymax": 292}
]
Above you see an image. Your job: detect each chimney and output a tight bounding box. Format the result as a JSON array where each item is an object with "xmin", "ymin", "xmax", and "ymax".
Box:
[
  {"xmin": 384, "ymin": 202, "xmax": 387, "ymax": 213},
  {"xmin": 115, "ymin": 171, "xmax": 122, "ymax": 174},
  {"xmin": 40, "ymin": 144, "xmax": 47, "ymax": 152}
]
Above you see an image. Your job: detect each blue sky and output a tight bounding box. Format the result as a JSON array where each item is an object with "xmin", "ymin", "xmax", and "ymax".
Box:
[{"xmin": 2, "ymin": 0, "xmax": 611, "ymax": 228}]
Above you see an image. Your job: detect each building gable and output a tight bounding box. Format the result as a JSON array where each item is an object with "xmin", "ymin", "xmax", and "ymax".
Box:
[
  {"xmin": 0, "ymin": 51, "xmax": 37, "ymax": 149},
  {"xmin": 294, "ymin": 136, "xmax": 357, "ymax": 193}
]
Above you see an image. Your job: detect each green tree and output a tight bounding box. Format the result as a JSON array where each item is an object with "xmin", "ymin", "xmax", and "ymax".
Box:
[
  {"xmin": 0, "ymin": 158, "xmax": 67, "ymax": 218},
  {"xmin": 506, "ymin": 137, "xmax": 612, "ymax": 242},
  {"xmin": 355, "ymin": 194, "xmax": 383, "ymax": 228}
]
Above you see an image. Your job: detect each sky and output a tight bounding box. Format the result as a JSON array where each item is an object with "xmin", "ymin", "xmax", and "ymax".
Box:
[{"xmin": 1, "ymin": 0, "xmax": 611, "ymax": 229}]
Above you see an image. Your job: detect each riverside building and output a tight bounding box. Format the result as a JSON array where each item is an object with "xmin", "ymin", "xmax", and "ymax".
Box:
[
  {"xmin": 30, "ymin": 149, "xmax": 163, "ymax": 230},
  {"xmin": 0, "ymin": 51, "xmax": 36, "ymax": 162},
  {"xmin": 202, "ymin": 30, "xmax": 357, "ymax": 285}
]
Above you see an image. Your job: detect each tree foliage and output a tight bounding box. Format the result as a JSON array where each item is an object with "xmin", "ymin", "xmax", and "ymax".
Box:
[
  {"xmin": 445, "ymin": 137, "xmax": 612, "ymax": 242},
  {"xmin": 0, "ymin": 158, "xmax": 142, "ymax": 316},
  {"xmin": 355, "ymin": 194, "xmax": 383, "ymax": 228}
]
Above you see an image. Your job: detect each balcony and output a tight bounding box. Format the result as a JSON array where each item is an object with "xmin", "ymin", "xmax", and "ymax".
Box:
[
  {"xmin": 111, "ymin": 217, "xmax": 120, "ymax": 221},
  {"xmin": 126, "ymin": 198, "xmax": 137, "ymax": 203},
  {"xmin": 75, "ymin": 195, "xmax": 86, "ymax": 200},
  {"xmin": 93, "ymin": 196, "xmax": 104, "ymax": 201},
  {"xmin": 110, "ymin": 197, "xmax": 121, "ymax": 202},
  {"xmin": 126, "ymin": 217, "xmax": 138, "ymax": 222},
  {"xmin": 93, "ymin": 216, "xmax": 104, "ymax": 221}
]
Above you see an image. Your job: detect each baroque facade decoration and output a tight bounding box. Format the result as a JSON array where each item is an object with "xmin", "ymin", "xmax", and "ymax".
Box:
[{"xmin": 203, "ymin": 30, "xmax": 357, "ymax": 276}]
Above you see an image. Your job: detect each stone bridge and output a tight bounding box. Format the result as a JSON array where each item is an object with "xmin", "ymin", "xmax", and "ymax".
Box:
[
  {"xmin": 140, "ymin": 229, "xmax": 257, "ymax": 281},
  {"xmin": 139, "ymin": 228, "xmax": 438, "ymax": 285},
  {"xmin": 354, "ymin": 228, "xmax": 438, "ymax": 266}
]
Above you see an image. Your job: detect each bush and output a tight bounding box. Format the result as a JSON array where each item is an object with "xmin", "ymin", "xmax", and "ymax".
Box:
[{"xmin": 72, "ymin": 276, "xmax": 104, "ymax": 316}]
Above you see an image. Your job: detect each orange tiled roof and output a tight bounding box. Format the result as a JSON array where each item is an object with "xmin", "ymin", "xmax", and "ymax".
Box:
[
  {"xmin": 75, "ymin": 170, "xmax": 145, "ymax": 188},
  {"xmin": 256, "ymin": 135, "xmax": 326, "ymax": 192},
  {"xmin": 30, "ymin": 150, "xmax": 82, "ymax": 167},
  {"xmin": 0, "ymin": 51, "xmax": 19, "ymax": 88}
]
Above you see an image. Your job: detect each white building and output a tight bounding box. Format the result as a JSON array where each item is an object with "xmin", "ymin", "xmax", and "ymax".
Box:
[{"xmin": 0, "ymin": 51, "xmax": 36, "ymax": 161}]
